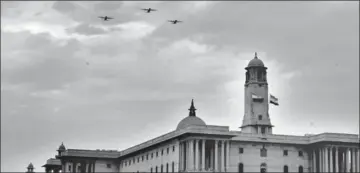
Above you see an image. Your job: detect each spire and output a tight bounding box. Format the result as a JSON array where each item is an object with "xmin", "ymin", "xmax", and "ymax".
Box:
[
  {"xmin": 188, "ymin": 99, "xmax": 197, "ymax": 117},
  {"xmin": 254, "ymin": 52, "xmax": 258, "ymax": 59}
]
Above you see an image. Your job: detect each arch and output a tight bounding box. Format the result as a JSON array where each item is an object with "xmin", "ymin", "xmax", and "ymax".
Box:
[
  {"xmin": 172, "ymin": 162, "xmax": 174, "ymax": 173},
  {"xmin": 166, "ymin": 163, "xmax": 169, "ymax": 173},
  {"xmin": 260, "ymin": 163, "xmax": 267, "ymax": 173},
  {"xmin": 298, "ymin": 166, "xmax": 303, "ymax": 173},
  {"xmin": 155, "ymin": 166, "xmax": 158, "ymax": 173},
  {"xmin": 150, "ymin": 167, "xmax": 153, "ymax": 173},
  {"xmin": 283, "ymin": 165, "xmax": 288, "ymax": 173},
  {"xmin": 238, "ymin": 163, "xmax": 244, "ymax": 173},
  {"xmin": 161, "ymin": 164, "xmax": 163, "ymax": 173}
]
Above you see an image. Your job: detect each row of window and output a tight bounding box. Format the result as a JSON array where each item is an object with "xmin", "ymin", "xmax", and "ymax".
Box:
[
  {"xmin": 149, "ymin": 162, "xmax": 175, "ymax": 173},
  {"xmin": 239, "ymin": 147, "xmax": 304, "ymax": 157},
  {"xmin": 123, "ymin": 146, "xmax": 176, "ymax": 167},
  {"xmin": 238, "ymin": 163, "xmax": 304, "ymax": 173}
]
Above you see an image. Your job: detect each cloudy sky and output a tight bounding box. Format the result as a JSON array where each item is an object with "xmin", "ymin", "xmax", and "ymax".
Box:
[{"xmin": 1, "ymin": 1, "xmax": 359, "ymax": 172}]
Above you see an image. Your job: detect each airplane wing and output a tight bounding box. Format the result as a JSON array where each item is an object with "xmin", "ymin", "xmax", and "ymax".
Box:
[
  {"xmin": 150, "ymin": 9, "xmax": 157, "ymax": 11},
  {"xmin": 107, "ymin": 17, "xmax": 114, "ymax": 19},
  {"xmin": 177, "ymin": 20, "xmax": 183, "ymax": 23},
  {"xmin": 98, "ymin": 16, "xmax": 105, "ymax": 19},
  {"xmin": 141, "ymin": 8, "xmax": 148, "ymax": 11},
  {"xmin": 168, "ymin": 20, "xmax": 174, "ymax": 22}
]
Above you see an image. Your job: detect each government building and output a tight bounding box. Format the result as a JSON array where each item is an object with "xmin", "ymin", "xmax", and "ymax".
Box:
[{"xmin": 36, "ymin": 54, "xmax": 359, "ymax": 173}]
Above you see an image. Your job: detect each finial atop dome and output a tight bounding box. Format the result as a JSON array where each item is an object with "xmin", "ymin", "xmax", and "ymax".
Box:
[
  {"xmin": 188, "ymin": 99, "xmax": 197, "ymax": 117},
  {"xmin": 255, "ymin": 52, "xmax": 258, "ymax": 59}
]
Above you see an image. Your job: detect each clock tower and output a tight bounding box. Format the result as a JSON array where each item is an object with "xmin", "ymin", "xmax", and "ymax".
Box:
[{"xmin": 240, "ymin": 53, "xmax": 274, "ymax": 134}]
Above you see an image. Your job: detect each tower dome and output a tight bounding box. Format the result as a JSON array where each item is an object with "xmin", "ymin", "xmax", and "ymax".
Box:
[
  {"xmin": 247, "ymin": 52, "xmax": 264, "ymax": 67},
  {"xmin": 58, "ymin": 142, "xmax": 66, "ymax": 151},
  {"xmin": 176, "ymin": 99, "xmax": 206, "ymax": 130},
  {"xmin": 27, "ymin": 163, "xmax": 34, "ymax": 169}
]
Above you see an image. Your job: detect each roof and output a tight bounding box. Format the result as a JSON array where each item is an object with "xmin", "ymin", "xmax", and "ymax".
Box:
[{"xmin": 42, "ymin": 158, "xmax": 61, "ymax": 167}]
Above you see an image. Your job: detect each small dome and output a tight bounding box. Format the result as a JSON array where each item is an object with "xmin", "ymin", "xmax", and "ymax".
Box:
[
  {"xmin": 176, "ymin": 116, "xmax": 206, "ymax": 130},
  {"xmin": 58, "ymin": 142, "xmax": 66, "ymax": 151},
  {"xmin": 27, "ymin": 163, "xmax": 34, "ymax": 169},
  {"xmin": 247, "ymin": 52, "xmax": 264, "ymax": 67}
]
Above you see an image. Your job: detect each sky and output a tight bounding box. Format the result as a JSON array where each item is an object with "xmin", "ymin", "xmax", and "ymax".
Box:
[{"xmin": 1, "ymin": 1, "xmax": 359, "ymax": 172}]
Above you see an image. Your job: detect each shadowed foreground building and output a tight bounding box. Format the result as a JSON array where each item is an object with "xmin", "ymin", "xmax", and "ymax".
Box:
[{"xmin": 42, "ymin": 54, "xmax": 359, "ymax": 173}]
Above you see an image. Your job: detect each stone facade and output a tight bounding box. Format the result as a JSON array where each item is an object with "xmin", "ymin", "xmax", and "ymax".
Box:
[{"xmin": 43, "ymin": 54, "xmax": 359, "ymax": 173}]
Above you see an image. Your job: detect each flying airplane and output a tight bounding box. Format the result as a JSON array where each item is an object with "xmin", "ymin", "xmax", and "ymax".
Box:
[
  {"xmin": 141, "ymin": 8, "xmax": 157, "ymax": 13},
  {"xmin": 98, "ymin": 16, "xmax": 114, "ymax": 21},
  {"xmin": 168, "ymin": 20, "xmax": 183, "ymax": 24}
]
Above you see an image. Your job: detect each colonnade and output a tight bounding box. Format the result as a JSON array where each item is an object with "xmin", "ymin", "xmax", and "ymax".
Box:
[
  {"xmin": 311, "ymin": 146, "xmax": 359, "ymax": 173},
  {"xmin": 62, "ymin": 160, "xmax": 96, "ymax": 173},
  {"xmin": 179, "ymin": 139, "xmax": 230, "ymax": 172}
]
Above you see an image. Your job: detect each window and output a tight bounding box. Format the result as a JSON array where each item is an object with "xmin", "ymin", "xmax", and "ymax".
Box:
[
  {"xmin": 167, "ymin": 147, "xmax": 169, "ymax": 154},
  {"xmin": 166, "ymin": 163, "xmax": 169, "ymax": 173},
  {"xmin": 146, "ymin": 154, "xmax": 149, "ymax": 160},
  {"xmin": 151, "ymin": 167, "xmax": 153, "ymax": 173},
  {"xmin": 142, "ymin": 155, "xmax": 144, "ymax": 161},
  {"xmin": 162, "ymin": 149, "xmax": 164, "ymax": 155},
  {"xmin": 298, "ymin": 166, "xmax": 303, "ymax": 173},
  {"xmin": 151, "ymin": 153, "xmax": 154, "ymax": 158},
  {"xmin": 68, "ymin": 165, "xmax": 71, "ymax": 171},
  {"xmin": 261, "ymin": 127, "xmax": 266, "ymax": 134},
  {"xmin": 239, "ymin": 148, "xmax": 244, "ymax": 154},
  {"xmin": 172, "ymin": 146, "xmax": 175, "ymax": 152},
  {"xmin": 133, "ymin": 158, "xmax": 135, "ymax": 163},
  {"xmin": 137, "ymin": 157, "xmax": 140, "ymax": 162},
  {"xmin": 172, "ymin": 162, "xmax": 174, "ymax": 173},
  {"xmin": 258, "ymin": 115, "xmax": 263, "ymax": 120},
  {"xmin": 238, "ymin": 163, "xmax": 244, "ymax": 173},
  {"xmin": 298, "ymin": 151, "xmax": 303, "ymax": 157},
  {"xmin": 161, "ymin": 164, "xmax": 163, "ymax": 173},
  {"xmin": 156, "ymin": 166, "xmax": 158, "ymax": 173},
  {"xmin": 106, "ymin": 164, "xmax": 111, "ymax": 168},
  {"xmin": 77, "ymin": 165, "xmax": 81, "ymax": 172},
  {"xmin": 156, "ymin": 151, "xmax": 159, "ymax": 157},
  {"xmin": 283, "ymin": 165, "xmax": 288, "ymax": 173},
  {"xmin": 260, "ymin": 148, "xmax": 267, "ymax": 157},
  {"xmin": 283, "ymin": 150, "xmax": 288, "ymax": 156},
  {"xmin": 260, "ymin": 163, "xmax": 267, "ymax": 173}
]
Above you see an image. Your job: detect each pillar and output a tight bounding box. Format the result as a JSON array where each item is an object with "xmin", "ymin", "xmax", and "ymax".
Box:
[
  {"xmin": 202, "ymin": 139, "xmax": 205, "ymax": 171},
  {"xmin": 195, "ymin": 140, "xmax": 199, "ymax": 171},
  {"xmin": 356, "ymin": 149, "xmax": 360, "ymax": 173},
  {"xmin": 210, "ymin": 145, "xmax": 214, "ymax": 170},
  {"xmin": 179, "ymin": 142, "xmax": 182, "ymax": 171},
  {"xmin": 73, "ymin": 161, "xmax": 77, "ymax": 173},
  {"xmin": 313, "ymin": 150, "xmax": 317, "ymax": 173},
  {"xmin": 226, "ymin": 140, "xmax": 230, "ymax": 172},
  {"xmin": 221, "ymin": 140, "xmax": 225, "ymax": 172},
  {"xmin": 335, "ymin": 147, "xmax": 339, "ymax": 173},
  {"xmin": 329, "ymin": 147, "xmax": 333, "ymax": 173},
  {"xmin": 214, "ymin": 140, "xmax": 218, "ymax": 172},
  {"xmin": 352, "ymin": 148, "xmax": 355, "ymax": 173},
  {"xmin": 319, "ymin": 148, "xmax": 323, "ymax": 172},
  {"xmin": 189, "ymin": 140, "xmax": 194, "ymax": 171},
  {"xmin": 324, "ymin": 147, "xmax": 329, "ymax": 172}
]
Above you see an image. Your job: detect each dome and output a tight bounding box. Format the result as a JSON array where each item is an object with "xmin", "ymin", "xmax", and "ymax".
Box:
[
  {"xmin": 176, "ymin": 99, "xmax": 206, "ymax": 130},
  {"xmin": 27, "ymin": 163, "xmax": 34, "ymax": 169},
  {"xmin": 247, "ymin": 52, "xmax": 264, "ymax": 67},
  {"xmin": 176, "ymin": 116, "xmax": 206, "ymax": 130},
  {"xmin": 58, "ymin": 142, "xmax": 66, "ymax": 151}
]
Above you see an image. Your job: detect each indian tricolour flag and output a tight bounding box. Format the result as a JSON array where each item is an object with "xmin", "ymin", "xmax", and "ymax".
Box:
[{"xmin": 270, "ymin": 94, "xmax": 279, "ymax": 106}]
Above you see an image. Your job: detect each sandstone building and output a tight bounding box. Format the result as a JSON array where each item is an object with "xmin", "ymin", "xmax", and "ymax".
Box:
[{"xmin": 42, "ymin": 54, "xmax": 359, "ymax": 173}]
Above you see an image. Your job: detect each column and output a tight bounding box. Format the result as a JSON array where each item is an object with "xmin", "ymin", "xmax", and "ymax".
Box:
[
  {"xmin": 352, "ymin": 148, "xmax": 356, "ymax": 173},
  {"xmin": 345, "ymin": 148, "xmax": 349, "ymax": 173},
  {"xmin": 214, "ymin": 140, "xmax": 219, "ymax": 172},
  {"xmin": 195, "ymin": 140, "xmax": 199, "ymax": 171},
  {"xmin": 221, "ymin": 140, "xmax": 225, "ymax": 172},
  {"xmin": 189, "ymin": 140, "xmax": 194, "ymax": 171},
  {"xmin": 335, "ymin": 147, "xmax": 339, "ymax": 173},
  {"xmin": 179, "ymin": 142, "xmax": 182, "ymax": 171},
  {"xmin": 226, "ymin": 140, "xmax": 230, "ymax": 172},
  {"xmin": 356, "ymin": 149, "xmax": 360, "ymax": 173},
  {"xmin": 325, "ymin": 148, "xmax": 329, "ymax": 173},
  {"xmin": 210, "ymin": 146, "xmax": 214, "ymax": 170},
  {"xmin": 313, "ymin": 150, "xmax": 317, "ymax": 173},
  {"xmin": 73, "ymin": 161, "xmax": 77, "ymax": 173},
  {"xmin": 319, "ymin": 148, "xmax": 323, "ymax": 172},
  {"xmin": 202, "ymin": 139, "xmax": 205, "ymax": 171},
  {"xmin": 330, "ymin": 147, "xmax": 333, "ymax": 173},
  {"xmin": 93, "ymin": 161, "xmax": 96, "ymax": 173}
]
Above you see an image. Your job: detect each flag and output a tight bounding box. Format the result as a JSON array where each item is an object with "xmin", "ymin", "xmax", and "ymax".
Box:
[{"xmin": 270, "ymin": 94, "xmax": 279, "ymax": 106}]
